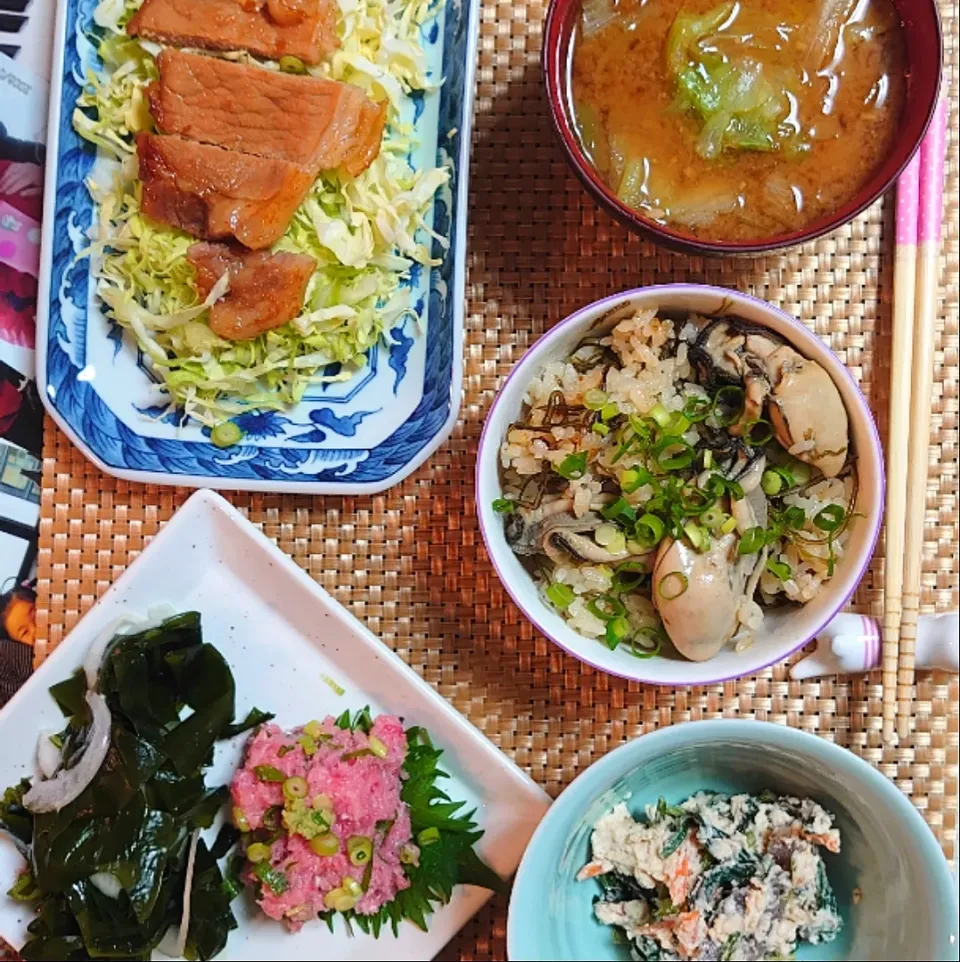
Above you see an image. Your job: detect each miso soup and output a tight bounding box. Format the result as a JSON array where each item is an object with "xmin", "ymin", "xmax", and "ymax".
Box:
[{"xmin": 571, "ymin": 0, "xmax": 907, "ymax": 241}]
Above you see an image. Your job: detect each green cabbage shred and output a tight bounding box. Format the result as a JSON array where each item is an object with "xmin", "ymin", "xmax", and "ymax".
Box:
[{"xmin": 73, "ymin": 0, "xmax": 448, "ymax": 425}]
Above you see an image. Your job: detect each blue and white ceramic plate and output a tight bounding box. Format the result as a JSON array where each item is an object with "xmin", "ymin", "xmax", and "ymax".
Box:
[{"xmin": 37, "ymin": 0, "xmax": 477, "ymax": 493}]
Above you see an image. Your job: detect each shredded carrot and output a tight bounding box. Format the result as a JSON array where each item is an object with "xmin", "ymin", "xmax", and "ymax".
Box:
[
  {"xmin": 805, "ymin": 831, "xmax": 841, "ymax": 854},
  {"xmin": 576, "ymin": 862, "xmax": 606, "ymax": 880},
  {"xmin": 673, "ymin": 910, "xmax": 703, "ymax": 955}
]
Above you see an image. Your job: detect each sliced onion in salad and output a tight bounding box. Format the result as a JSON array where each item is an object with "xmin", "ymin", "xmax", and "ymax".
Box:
[
  {"xmin": 175, "ymin": 829, "xmax": 201, "ymax": 958},
  {"xmin": 82, "ymin": 603, "xmax": 176, "ymax": 688},
  {"xmin": 36, "ymin": 729, "xmax": 62, "ymax": 779},
  {"xmin": 23, "ymin": 692, "xmax": 112, "ymax": 813},
  {"xmin": 90, "ymin": 872, "xmax": 124, "ymax": 899}
]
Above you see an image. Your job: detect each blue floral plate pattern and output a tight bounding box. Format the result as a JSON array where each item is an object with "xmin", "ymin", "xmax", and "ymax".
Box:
[{"xmin": 37, "ymin": 0, "xmax": 477, "ymax": 493}]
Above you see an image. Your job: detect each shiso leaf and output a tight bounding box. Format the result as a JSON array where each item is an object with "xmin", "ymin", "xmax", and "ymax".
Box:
[{"xmin": 333, "ymin": 712, "xmax": 506, "ymax": 937}]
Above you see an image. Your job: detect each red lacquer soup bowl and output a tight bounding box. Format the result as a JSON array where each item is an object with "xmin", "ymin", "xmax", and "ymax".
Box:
[{"xmin": 542, "ymin": 0, "xmax": 943, "ymax": 255}]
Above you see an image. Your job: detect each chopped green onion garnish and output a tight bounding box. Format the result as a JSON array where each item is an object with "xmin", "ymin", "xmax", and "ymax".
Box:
[
  {"xmin": 298, "ymin": 734, "xmax": 318, "ymax": 756},
  {"xmin": 583, "ymin": 388, "xmax": 608, "ymax": 410},
  {"xmin": 783, "ymin": 506, "xmax": 806, "ymax": 529},
  {"xmin": 554, "ymin": 452, "xmax": 588, "ymax": 480},
  {"xmin": 595, "ymin": 524, "xmax": 626, "ymax": 553},
  {"xmin": 678, "ymin": 486, "xmax": 714, "ymax": 516},
  {"xmin": 341, "ymin": 748, "xmax": 374, "ymax": 761},
  {"xmin": 492, "ymin": 498, "xmax": 515, "ymax": 513},
  {"xmin": 417, "ymin": 827, "xmax": 441, "ymax": 847},
  {"xmin": 602, "ymin": 496, "xmax": 636, "ymax": 523},
  {"xmin": 766, "ymin": 558, "xmax": 792, "ymax": 581},
  {"xmin": 399, "ymin": 843, "xmax": 418, "ymax": 865},
  {"xmin": 592, "ymin": 422, "xmax": 610, "ymax": 436},
  {"xmin": 600, "ymin": 401, "xmax": 620, "ymax": 421},
  {"xmin": 253, "ymin": 862, "xmax": 288, "ymax": 895},
  {"xmin": 813, "ymin": 504, "xmax": 846, "ymax": 532},
  {"xmin": 743, "ymin": 419, "xmax": 773, "ymax": 446},
  {"xmin": 657, "ymin": 571, "xmax": 688, "ymax": 600},
  {"xmin": 321, "ymin": 673, "xmax": 345, "ymax": 696},
  {"xmin": 628, "ymin": 626, "xmax": 664, "ymax": 658},
  {"xmin": 49, "ymin": 733, "xmax": 64, "ymax": 749},
  {"xmin": 347, "ymin": 835, "xmax": 373, "ymax": 865},
  {"xmin": 683, "ymin": 523, "xmax": 708, "ymax": 550},
  {"xmin": 706, "ymin": 473, "xmax": 744, "ymax": 501},
  {"xmin": 649, "ymin": 404, "xmax": 691, "ymax": 436},
  {"xmin": 650, "ymin": 403, "xmax": 672, "ymax": 429},
  {"xmin": 761, "ymin": 470, "xmax": 783, "ymax": 496},
  {"xmin": 340, "ymin": 875, "xmax": 363, "ymax": 899},
  {"xmin": 702, "ymin": 449, "xmax": 714, "ymax": 469},
  {"xmin": 720, "ymin": 516, "xmax": 739, "ymax": 534},
  {"xmin": 253, "ymin": 765, "xmax": 286, "ymax": 783},
  {"xmin": 278, "ymin": 55, "xmax": 307, "ymax": 74},
  {"xmin": 304, "ymin": 720, "xmax": 323, "ymax": 739},
  {"xmin": 701, "ymin": 506, "xmax": 726, "ymax": 530},
  {"xmin": 634, "ymin": 513, "xmax": 666, "ymax": 547},
  {"xmin": 232, "ymin": 806, "xmax": 250, "ymax": 832},
  {"xmin": 368, "ymin": 735, "xmax": 388, "ymax": 759},
  {"xmin": 342, "ymin": 875, "xmax": 363, "ymax": 898},
  {"xmin": 737, "ymin": 526, "xmax": 767, "ymax": 554},
  {"xmin": 683, "ymin": 394, "xmax": 713, "ymax": 422},
  {"xmin": 620, "ymin": 466, "xmax": 652, "ymax": 494},
  {"xmin": 283, "ymin": 776, "xmax": 308, "ymax": 800},
  {"xmin": 611, "ymin": 561, "xmax": 646, "ymax": 593},
  {"xmin": 586, "ymin": 594, "xmax": 627, "ymax": 621},
  {"xmin": 612, "ymin": 433, "xmax": 639, "ymax": 464},
  {"xmin": 655, "ymin": 437, "xmax": 696, "ymax": 471},
  {"xmin": 605, "ymin": 616, "xmax": 632, "ymax": 650},
  {"xmin": 711, "ymin": 385, "xmax": 746, "ymax": 426},
  {"xmin": 210, "ymin": 421, "xmax": 243, "ymax": 449},
  {"xmin": 246, "ymin": 842, "xmax": 272, "ymax": 864},
  {"xmin": 546, "ymin": 582, "xmax": 576, "ymax": 609},
  {"xmin": 789, "ymin": 460, "xmax": 812, "ymax": 485}
]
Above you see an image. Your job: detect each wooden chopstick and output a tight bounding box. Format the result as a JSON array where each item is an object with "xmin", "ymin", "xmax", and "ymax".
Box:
[
  {"xmin": 881, "ymin": 153, "xmax": 920, "ymax": 744},
  {"xmin": 896, "ymin": 93, "xmax": 949, "ymax": 741}
]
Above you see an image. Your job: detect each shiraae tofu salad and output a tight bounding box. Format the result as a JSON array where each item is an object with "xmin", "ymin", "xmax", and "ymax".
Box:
[{"xmin": 578, "ymin": 791, "xmax": 843, "ymax": 961}]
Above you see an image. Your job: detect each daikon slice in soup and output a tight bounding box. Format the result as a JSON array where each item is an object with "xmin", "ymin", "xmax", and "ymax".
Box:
[{"xmin": 571, "ymin": 0, "xmax": 907, "ymax": 242}]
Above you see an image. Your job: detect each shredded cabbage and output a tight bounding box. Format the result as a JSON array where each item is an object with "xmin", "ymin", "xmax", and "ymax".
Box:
[{"xmin": 74, "ymin": 0, "xmax": 447, "ymax": 425}]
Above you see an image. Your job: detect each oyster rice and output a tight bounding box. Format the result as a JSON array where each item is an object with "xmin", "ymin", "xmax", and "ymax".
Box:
[
  {"xmin": 578, "ymin": 791, "xmax": 843, "ymax": 960},
  {"xmin": 494, "ymin": 307, "xmax": 857, "ymax": 662}
]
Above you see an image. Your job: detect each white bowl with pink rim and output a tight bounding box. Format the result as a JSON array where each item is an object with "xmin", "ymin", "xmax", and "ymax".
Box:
[{"xmin": 475, "ymin": 285, "xmax": 884, "ymax": 686}]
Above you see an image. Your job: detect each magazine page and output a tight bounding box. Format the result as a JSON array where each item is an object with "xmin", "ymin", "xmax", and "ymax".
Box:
[{"xmin": 0, "ymin": 42, "xmax": 46, "ymax": 707}]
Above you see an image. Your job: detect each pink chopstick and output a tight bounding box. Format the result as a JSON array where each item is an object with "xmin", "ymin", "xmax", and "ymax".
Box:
[{"xmin": 896, "ymin": 92, "xmax": 949, "ymax": 739}]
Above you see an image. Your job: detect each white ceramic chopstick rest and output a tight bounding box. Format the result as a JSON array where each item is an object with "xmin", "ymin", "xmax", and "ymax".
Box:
[{"xmin": 791, "ymin": 611, "xmax": 959, "ymax": 680}]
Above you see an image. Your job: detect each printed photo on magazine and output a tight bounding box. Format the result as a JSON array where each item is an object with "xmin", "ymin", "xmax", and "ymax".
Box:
[{"xmin": 0, "ymin": 43, "xmax": 47, "ymax": 707}]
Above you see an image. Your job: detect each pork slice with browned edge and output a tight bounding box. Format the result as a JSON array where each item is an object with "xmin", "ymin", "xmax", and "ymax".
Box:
[
  {"xmin": 187, "ymin": 241, "xmax": 316, "ymax": 340},
  {"xmin": 137, "ymin": 133, "xmax": 314, "ymax": 250},
  {"xmin": 128, "ymin": 0, "xmax": 339, "ymax": 66},
  {"xmin": 149, "ymin": 49, "xmax": 385, "ymax": 174}
]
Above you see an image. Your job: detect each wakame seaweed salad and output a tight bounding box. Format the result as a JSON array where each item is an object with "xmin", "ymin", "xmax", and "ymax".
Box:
[{"xmin": 0, "ymin": 612, "xmax": 271, "ymax": 961}]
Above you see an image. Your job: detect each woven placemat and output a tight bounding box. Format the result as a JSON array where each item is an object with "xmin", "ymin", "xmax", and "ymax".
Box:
[{"xmin": 30, "ymin": 1, "xmax": 959, "ymax": 959}]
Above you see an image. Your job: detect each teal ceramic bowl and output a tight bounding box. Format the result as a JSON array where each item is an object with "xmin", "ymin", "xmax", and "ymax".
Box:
[{"xmin": 508, "ymin": 721, "xmax": 959, "ymax": 961}]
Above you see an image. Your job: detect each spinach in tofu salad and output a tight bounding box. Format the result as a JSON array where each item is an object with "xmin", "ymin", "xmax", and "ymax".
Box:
[{"xmin": 578, "ymin": 791, "xmax": 842, "ymax": 961}]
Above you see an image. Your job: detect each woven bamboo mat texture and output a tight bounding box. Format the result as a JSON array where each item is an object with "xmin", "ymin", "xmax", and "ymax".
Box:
[{"xmin": 27, "ymin": 0, "xmax": 959, "ymax": 959}]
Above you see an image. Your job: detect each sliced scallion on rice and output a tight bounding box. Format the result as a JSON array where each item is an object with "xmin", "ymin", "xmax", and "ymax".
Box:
[
  {"xmin": 657, "ymin": 571, "xmax": 688, "ymax": 600},
  {"xmin": 554, "ymin": 452, "xmax": 588, "ymax": 480},
  {"xmin": 546, "ymin": 583, "xmax": 576, "ymax": 609}
]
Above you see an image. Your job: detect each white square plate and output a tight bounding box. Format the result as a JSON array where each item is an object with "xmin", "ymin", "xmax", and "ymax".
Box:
[{"xmin": 0, "ymin": 489, "xmax": 550, "ymax": 960}]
